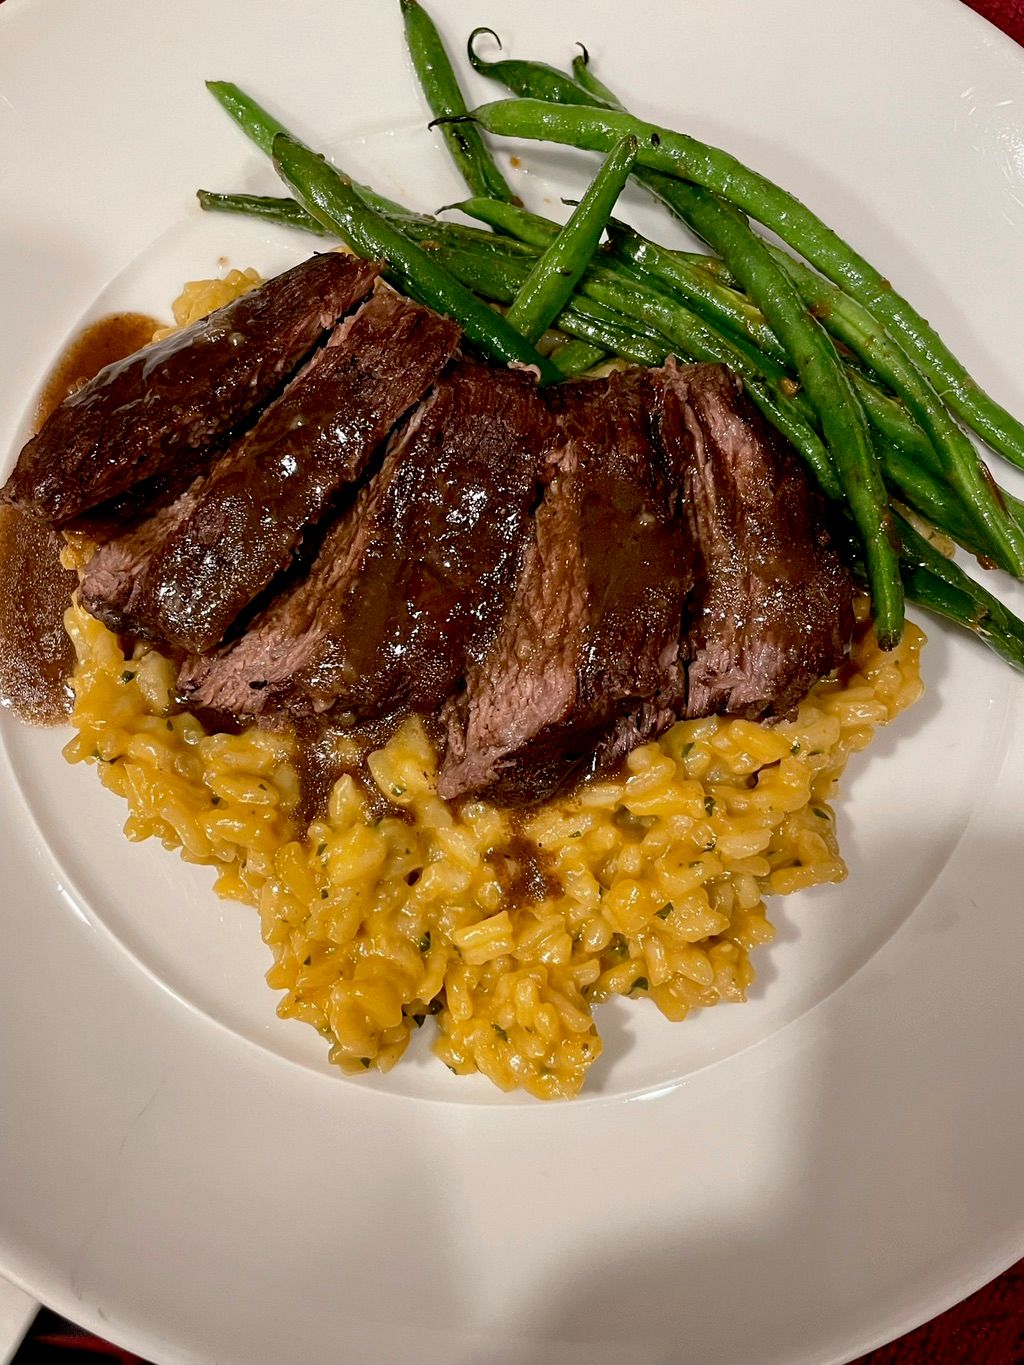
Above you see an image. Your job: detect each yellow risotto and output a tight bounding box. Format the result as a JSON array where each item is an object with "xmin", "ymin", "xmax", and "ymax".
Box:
[
  {"xmin": 59, "ymin": 269, "xmax": 926, "ymax": 1098},
  {"xmin": 63, "ymin": 601, "xmax": 924, "ymax": 1099}
]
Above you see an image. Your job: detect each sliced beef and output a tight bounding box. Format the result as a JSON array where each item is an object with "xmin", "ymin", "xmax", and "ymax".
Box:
[
  {"xmin": 62, "ymin": 448, "xmax": 221, "ymax": 546},
  {"xmin": 438, "ymin": 369, "xmax": 694, "ymax": 802},
  {"xmin": 182, "ymin": 359, "xmax": 552, "ymax": 717},
  {"xmin": 78, "ymin": 286, "xmax": 460, "ymax": 653},
  {"xmin": 660, "ymin": 360, "xmax": 854, "ymax": 719},
  {"xmin": 2, "ymin": 252, "xmax": 379, "ymax": 525}
]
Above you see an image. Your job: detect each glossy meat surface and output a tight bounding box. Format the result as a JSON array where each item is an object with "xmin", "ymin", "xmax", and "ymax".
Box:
[
  {"xmin": 78, "ymin": 286, "xmax": 459, "ymax": 652},
  {"xmin": 2, "ymin": 253, "xmax": 378, "ymax": 524},
  {"xmin": 439, "ymin": 369, "xmax": 695, "ymax": 801},
  {"xmin": 660, "ymin": 361, "xmax": 854, "ymax": 720},
  {"xmin": 183, "ymin": 359, "xmax": 552, "ymax": 717},
  {"xmin": 5, "ymin": 241, "xmax": 854, "ymax": 807}
]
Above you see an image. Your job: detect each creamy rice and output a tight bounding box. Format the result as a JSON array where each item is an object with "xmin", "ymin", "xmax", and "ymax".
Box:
[{"xmin": 63, "ymin": 598, "xmax": 924, "ymax": 1098}]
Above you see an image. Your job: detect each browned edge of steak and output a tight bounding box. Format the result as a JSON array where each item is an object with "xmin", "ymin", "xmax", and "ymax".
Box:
[
  {"xmin": 182, "ymin": 358, "xmax": 553, "ymax": 719},
  {"xmin": 660, "ymin": 360, "xmax": 854, "ymax": 720},
  {"xmin": 2, "ymin": 252, "xmax": 379, "ymax": 525},
  {"xmin": 78, "ymin": 285, "xmax": 460, "ymax": 654},
  {"xmin": 438, "ymin": 367, "xmax": 695, "ymax": 802}
]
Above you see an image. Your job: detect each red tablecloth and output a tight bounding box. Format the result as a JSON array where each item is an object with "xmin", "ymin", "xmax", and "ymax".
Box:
[
  {"xmin": 965, "ymin": 0, "xmax": 1024, "ymax": 44},
  {"xmin": 6, "ymin": 1, "xmax": 1024, "ymax": 1363}
]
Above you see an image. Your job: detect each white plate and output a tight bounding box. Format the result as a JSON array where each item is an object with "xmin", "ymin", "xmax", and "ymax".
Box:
[{"xmin": 2, "ymin": 0, "xmax": 1023, "ymax": 1360}]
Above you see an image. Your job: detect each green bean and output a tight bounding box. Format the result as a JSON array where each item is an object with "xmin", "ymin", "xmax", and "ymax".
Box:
[
  {"xmin": 549, "ymin": 338, "xmax": 607, "ymax": 377},
  {"xmin": 446, "ymin": 212, "xmax": 1015, "ymax": 559},
  {"xmin": 453, "ymin": 195, "xmax": 733, "ymax": 285},
  {"xmin": 605, "ymin": 220, "xmax": 1024, "ymax": 563},
  {"xmin": 852, "ymin": 373, "xmax": 933, "ymax": 462},
  {"xmin": 606, "ymin": 221, "xmax": 790, "ymax": 368},
  {"xmin": 849, "ymin": 370, "xmax": 1024, "ymax": 540},
  {"xmin": 462, "ymin": 97, "xmax": 1024, "ymax": 472},
  {"xmin": 390, "ymin": 215, "xmax": 537, "ymax": 256},
  {"xmin": 428, "ymin": 222, "xmax": 991, "ymax": 551},
  {"xmin": 466, "ymin": 29, "xmax": 596, "ymax": 106},
  {"xmin": 439, "ymin": 201, "xmax": 813, "ymax": 454},
  {"xmin": 879, "ymin": 445, "xmax": 991, "ymax": 559},
  {"xmin": 559, "ymin": 298, "xmax": 668, "ymax": 367},
  {"xmin": 196, "ymin": 189, "xmax": 331, "ymax": 235},
  {"xmin": 205, "ymin": 82, "xmax": 407, "ymax": 219},
  {"xmin": 195, "ymin": 188, "xmax": 540, "ymax": 260},
  {"xmin": 858, "ymin": 373, "xmax": 1024, "ymax": 535},
  {"xmin": 456, "ymin": 199, "xmax": 821, "ymax": 439},
  {"xmin": 505, "ymin": 136, "xmax": 637, "ymax": 342},
  {"xmin": 833, "ymin": 510, "xmax": 1024, "ymax": 670},
  {"xmin": 428, "ymin": 242, "xmax": 667, "ymax": 365},
  {"xmin": 768, "ymin": 245, "xmax": 1024, "ymax": 574},
  {"xmin": 448, "ymin": 196, "xmax": 561, "ymax": 249},
  {"xmin": 453, "ymin": 54, "xmax": 753, "ymax": 316},
  {"xmin": 197, "ymin": 188, "xmax": 433, "ymax": 236},
  {"xmin": 418, "ymin": 241, "xmax": 527, "ymax": 298},
  {"xmin": 504, "ymin": 220, "xmax": 1020, "ymax": 550},
  {"xmin": 608, "ymin": 242, "xmax": 1024, "ymax": 546},
  {"xmin": 206, "ymin": 80, "xmax": 299, "ymax": 156},
  {"xmin": 452, "ymin": 199, "xmax": 796, "ymax": 378},
  {"xmin": 904, "ymin": 567, "xmax": 1024, "ymax": 672},
  {"xmin": 430, "ymin": 235, "xmax": 840, "ymax": 497},
  {"xmin": 571, "ymin": 45, "xmax": 622, "ymax": 108},
  {"xmin": 581, "ymin": 265, "xmax": 790, "ymax": 392},
  {"xmin": 444, "ymin": 197, "xmax": 784, "ymax": 375},
  {"xmin": 400, "ymin": 0, "xmax": 517, "ymax": 203},
  {"xmin": 857, "ymin": 397, "xmax": 1024, "ymax": 556},
  {"xmin": 442, "ymin": 192, "xmax": 1024, "ymax": 554},
  {"xmin": 270, "ymin": 135, "xmax": 560, "ymax": 382},
  {"xmin": 893, "ymin": 513, "xmax": 1024, "ymax": 671}
]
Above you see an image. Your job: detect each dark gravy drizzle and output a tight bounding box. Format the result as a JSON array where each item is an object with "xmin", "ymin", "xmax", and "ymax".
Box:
[
  {"xmin": 487, "ymin": 829, "xmax": 560, "ymax": 906},
  {"xmin": 290, "ymin": 711, "xmax": 407, "ymax": 829},
  {"xmin": 293, "ymin": 713, "xmax": 559, "ymax": 906},
  {"xmin": 0, "ymin": 508, "xmax": 79, "ymax": 724},
  {"xmin": 0, "ymin": 312, "xmax": 160, "ymax": 725},
  {"xmin": 2, "ymin": 313, "xmax": 564, "ymax": 911}
]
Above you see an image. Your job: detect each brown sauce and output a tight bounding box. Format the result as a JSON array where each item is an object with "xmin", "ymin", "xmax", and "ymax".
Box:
[
  {"xmin": 487, "ymin": 826, "xmax": 560, "ymax": 906},
  {"xmin": 0, "ymin": 312, "xmax": 160, "ymax": 725},
  {"xmin": 0, "ymin": 508, "xmax": 79, "ymax": 723},
  {"xmin": 288, "ymin": 711, "xmax": 558, "ymax": 907},
  {"xmin": 32, "ymin": 313, "xmax": 160, "ymax": 431},
  {"xmin": 290, "ymin": 711, "xmax": 404, "ymax": 828}
]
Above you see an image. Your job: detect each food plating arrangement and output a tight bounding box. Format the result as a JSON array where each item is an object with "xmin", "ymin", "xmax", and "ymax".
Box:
[{"xmin": 2, "ymin": 1, "xmax": 1022, "ymax": 1097}]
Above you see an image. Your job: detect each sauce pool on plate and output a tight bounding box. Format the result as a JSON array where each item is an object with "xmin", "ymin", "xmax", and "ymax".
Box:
[{"xmin": 0, "ymin": 312, "xmax": 160, "ymax": 724}]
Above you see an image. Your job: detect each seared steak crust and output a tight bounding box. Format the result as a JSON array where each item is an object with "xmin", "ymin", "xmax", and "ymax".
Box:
[
  {"xmin": 3, "ymin": 240, "xmax": 854, "ymax": 806},
  {"xmin": 78, "ymin": 286, "xmax": 459, "ymax": 653},
  {"xmin": 2, "ymin": 253, "xmax": 379, "ymax": 525},
  {"xmin": 438, "ymin": 368, "xmax": 695, "ymax": 802},
  {"xmin": 660, "ymin": 361, "xmax": 854, "ymax": 720},
  {"xmin": 439, "ymin": 362, "xmax": 853, "ymax": 801},
  {"xmin": 182, "ymin": 359, "xmax": 552, "ymax": 717}
]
